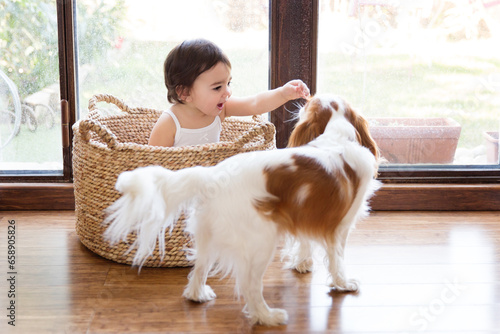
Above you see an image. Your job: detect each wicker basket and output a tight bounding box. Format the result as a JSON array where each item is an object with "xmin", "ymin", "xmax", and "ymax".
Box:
[{"xmin": 73, "ymin": 94, "xmax": 276, "ymax": 267}]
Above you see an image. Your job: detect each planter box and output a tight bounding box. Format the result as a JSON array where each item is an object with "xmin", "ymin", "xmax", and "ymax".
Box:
[
  {"xmin": 369, "ymin": 118, "xmax": 462, "ymax": 164},
  {"xmin": 483, "ymin": 131, "xmax": 499, "ymax": 164}
]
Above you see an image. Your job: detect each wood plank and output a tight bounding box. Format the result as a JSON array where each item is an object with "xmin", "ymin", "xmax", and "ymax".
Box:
[
  {"xmin": 0, "ymin": 211, "xmax": 499, "ymax": 333},
  {"xmin": 372, "ymin": 184, "xmax": 500, "ymax": 211},
  {"xmin": 0, "ymin": 183, "xmax": 75, "ymax": 210},
  {"xmin": 2, "ymin": 183, "xmax": 500, "ymax": 211}
]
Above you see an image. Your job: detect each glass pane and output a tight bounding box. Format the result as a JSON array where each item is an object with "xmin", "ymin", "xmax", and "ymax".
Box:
[
  {"xmin": 0, "ymin": 0, "xmax": 63, "ymax": 173},
  {"xmin": 76, "ymin": 0, "xmax": 269, "ymax": 118},
  {"xmin": 318, "ymin": 0, "xmax": 500, "ymax": 166}
]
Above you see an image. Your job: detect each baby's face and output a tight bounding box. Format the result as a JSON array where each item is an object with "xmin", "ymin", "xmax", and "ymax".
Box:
[{"xmin": 187, "ymin": 62, "xmax": 232, "ymax": 117}]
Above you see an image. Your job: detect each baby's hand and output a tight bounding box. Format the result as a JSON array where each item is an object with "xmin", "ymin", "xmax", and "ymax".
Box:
[{"xmin": 281, "ymin": 80, "xmax": 310, "ymax": 101}]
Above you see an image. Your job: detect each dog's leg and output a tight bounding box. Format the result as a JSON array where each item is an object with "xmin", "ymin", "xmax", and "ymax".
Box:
[
  {"xmin": 326, "ymin": 227, "xmax": 359, "ymax": 292},
  {"xmin": 238, "ymin": 240, "xmax": 288, "ymax": 326},
  {"xmin": 183, "ymin": 256, "xmax": 216, "ymax": 303},
  {"xmin": 182, "ymin": 218, "xmax": 216, "ymax": 303},
  {"xmin": 284, "ymin": 238, "xmax": 313, "ymax": 273}
]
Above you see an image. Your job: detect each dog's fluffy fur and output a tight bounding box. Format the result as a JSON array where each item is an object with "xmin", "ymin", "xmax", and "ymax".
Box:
[{"xmin": 104, "ymin": 94, "xmax": 380, "ymax": 326}]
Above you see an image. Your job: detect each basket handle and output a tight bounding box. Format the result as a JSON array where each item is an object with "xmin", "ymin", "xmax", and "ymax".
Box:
[
  {"xmin": 88, "ymin": 94, "xmax": 132, "ymax": 118},
  {"xmin": 77, "ymin": 119, "xmax": 118, "ymax": 149},
  {"xmin": 234, "ymin": 117, "xmax": 275, "ymax": 148}
]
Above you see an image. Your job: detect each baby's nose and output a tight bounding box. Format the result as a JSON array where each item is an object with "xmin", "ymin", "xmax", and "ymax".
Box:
[{"xmin": 224, "ymin": 87, "xmax": 232, "ymax": 99}]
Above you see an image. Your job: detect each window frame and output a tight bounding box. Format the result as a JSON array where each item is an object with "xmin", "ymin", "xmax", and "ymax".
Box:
[
  {"xmin": 0, "ymin": 0, "xmax": 75, "ymax": 184},
  {"xmin": 0, "ymin": 0, "xmax": 498, "ymax": 211},
  {"xmin": 270, "ymin": 0, "xmax": 500, "ymax": 184}
]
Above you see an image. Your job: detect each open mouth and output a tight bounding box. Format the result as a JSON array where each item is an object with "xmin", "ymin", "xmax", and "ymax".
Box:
[{"xmin": 217, "ymin": 103, "xmax": 224, "ymax": 111}]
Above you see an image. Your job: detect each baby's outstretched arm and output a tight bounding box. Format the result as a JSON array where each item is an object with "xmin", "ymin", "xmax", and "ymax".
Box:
[{"xmin": 224, "ymin": 79, "xmax": 310, "ymax": 118}]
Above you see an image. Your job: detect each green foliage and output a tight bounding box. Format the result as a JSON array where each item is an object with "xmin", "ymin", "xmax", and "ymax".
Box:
[
  {"xmin": 0, "ymin": 0, "xmax": 125, "ymax": 98},
  {"xmin": 213, "ymin": 0, "xmax": 267, "ymax": 32},
  {"xmin": 76, "ymin": 0, "xmax": 125, "ymax": 65},
  {"xmin": 0, "ymin": 0, "xmax": 58, "ymax": 96}
]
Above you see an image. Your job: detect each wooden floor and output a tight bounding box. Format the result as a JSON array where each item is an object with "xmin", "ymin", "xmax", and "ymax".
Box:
[{"xmin": 0, "ymin": 211, "xmax": 499, "ymax": 334}]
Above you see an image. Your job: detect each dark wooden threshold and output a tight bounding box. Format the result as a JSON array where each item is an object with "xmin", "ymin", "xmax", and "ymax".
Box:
[
  {"xmin": 1, "ymin": 183, "xmax": 499, "ymax": 211},
  {"xmin": 0, "ymin": 183, "xmax": 75, "ymax": 210},
  {"xmin": 372, "ymin": 183, "xmax": 500, "ymax": 211}
]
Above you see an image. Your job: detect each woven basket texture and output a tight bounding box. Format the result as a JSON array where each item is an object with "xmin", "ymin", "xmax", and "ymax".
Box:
[{"xmin": 73, "ymin": 94, "xmax": 276, "ymax": 267}]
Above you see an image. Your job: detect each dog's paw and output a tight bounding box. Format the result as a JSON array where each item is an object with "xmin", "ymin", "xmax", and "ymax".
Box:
[
  {"xmin": 251, "ymin": 308, "xmax": 288, "ymax": 326},
  {"xmin": 330, "ymin": 278, "xmax": 360, "ymax": 292},
  {"xmin": 292, "ymin": 258, "xmax": 314, "ymax": 273},
  {"xmin": 183, "ymin": 284, "xmax": 216, "ymax": 303}
]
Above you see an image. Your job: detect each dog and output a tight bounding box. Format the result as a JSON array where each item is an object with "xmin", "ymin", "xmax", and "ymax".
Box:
[{"xmin": 103, "ymin": 94, "xmax": 380, "ymax": 326}]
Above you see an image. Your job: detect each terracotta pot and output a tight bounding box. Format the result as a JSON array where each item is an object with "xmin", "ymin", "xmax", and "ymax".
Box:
[
  {"xmin": 483, "ymin": 131, "xmax": 499, "ymax": 164},
  {"xmin": 369, "ymin": 118, "xmax": 461, "ymax": 164}
]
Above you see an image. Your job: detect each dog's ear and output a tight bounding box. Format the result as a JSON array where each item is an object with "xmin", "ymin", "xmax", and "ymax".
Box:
[
  {"xmin": 343, "ymin": 102, "xmax": 379, "ymax": 161},
  {"xmin": 287, "ymin": 98, "xmax": 332, "ymax": 148}
]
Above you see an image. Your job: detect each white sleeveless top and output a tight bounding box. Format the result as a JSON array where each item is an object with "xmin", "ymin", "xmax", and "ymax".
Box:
[{"xmin": 164, "ymin": 109, "xmax": 222, "ymax": 147}]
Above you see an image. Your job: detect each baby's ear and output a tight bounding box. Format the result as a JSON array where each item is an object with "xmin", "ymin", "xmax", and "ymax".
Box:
[{"xmin": 176, "ymin": 86, "xmax": 191, "ymax": 102}]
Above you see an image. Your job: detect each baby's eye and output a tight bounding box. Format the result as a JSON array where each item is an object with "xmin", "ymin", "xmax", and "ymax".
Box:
[
  {"xmin": 214, "ymin": 86, "xmax": 222, "ymax": 91},
  {"xmin": 228, "ymin": 81, "xmax": 232, "ymax": 87}
]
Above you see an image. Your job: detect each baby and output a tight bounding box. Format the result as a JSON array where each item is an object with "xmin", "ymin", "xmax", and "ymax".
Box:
[{"xmin": 149, "ymin": 39, "xmax": 310, "ymax": 147}]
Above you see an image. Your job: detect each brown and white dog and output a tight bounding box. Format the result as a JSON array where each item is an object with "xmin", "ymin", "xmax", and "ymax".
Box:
[{"xmin": 104, "ymin": 94, "xmax": 380, "ymax": 326}]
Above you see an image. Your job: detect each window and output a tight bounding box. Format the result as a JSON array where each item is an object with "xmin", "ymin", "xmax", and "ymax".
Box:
[
  {"xmin": 0, "ymin": 0, "xmax": 63, "ymax": 175},
  {"xmin": 1, "ymin": 0, "xmax": 498, "ymax": 210},
  {"xmin": 318, "ymin": 0, "xmax": 500, "ymax": 172},
  {"xmin": 76, "ymin": 0, "xmax": 269, "ymax": 118}
]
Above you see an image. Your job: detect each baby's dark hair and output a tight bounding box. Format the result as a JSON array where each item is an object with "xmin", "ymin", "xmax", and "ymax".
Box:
[{"xmin": 164, "ymin": 39, "xmax": 231, "ymax": 104}]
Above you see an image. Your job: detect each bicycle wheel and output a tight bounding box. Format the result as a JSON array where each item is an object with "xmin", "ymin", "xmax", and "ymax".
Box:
[
  {"xmin": 0, "ymin": 110, "xmax": 19, "ymax": 136},
  {"xmin": 34, "ymin": 103, "xmax": 56, "ymax": 129},
  {"xmin": 22, "ymin": 104, "xmax": 37, "ymax": 132},
  {"xmin": 0, "ymin": 70, "xmax": 22, "ymax": 149}
]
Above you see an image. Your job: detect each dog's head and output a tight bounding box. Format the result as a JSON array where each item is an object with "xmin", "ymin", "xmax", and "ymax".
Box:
[{"xmin": 287, "ymin": 94, "xmax": 379, "ymax": 160}]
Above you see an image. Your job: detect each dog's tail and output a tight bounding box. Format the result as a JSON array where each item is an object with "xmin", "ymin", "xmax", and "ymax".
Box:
[{"xmin": 103, "ymin": 165, "xmax": 205, "ymax": 267}]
